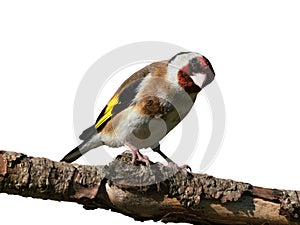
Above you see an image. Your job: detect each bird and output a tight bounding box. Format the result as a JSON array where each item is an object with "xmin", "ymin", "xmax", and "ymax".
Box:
[{"xmin": 61, "ymin": 52, "xmax": 215, "ymax": 169}]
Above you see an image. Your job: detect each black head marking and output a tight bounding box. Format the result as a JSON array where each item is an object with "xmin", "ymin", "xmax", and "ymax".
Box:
[
  {"xmin": 168, "ymin": 51, "xmax": 192, "ymax": 64},
  {"xmin": 188, "ymin": 57, "xmax": 201, "ymax": 74}
]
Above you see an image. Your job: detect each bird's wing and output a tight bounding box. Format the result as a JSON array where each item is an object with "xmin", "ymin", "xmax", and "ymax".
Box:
[
  {"xmin": 93, "ymin": 66, "xmax": 152, "ymax": 133},
  {"xmin": 79, "ymin": 61, "xmax": 169, "ymax": 141},
  {"xmin": 79, "ymin": 80, "xmax": 145, "ymax": 140},
  {"xmin": 94, "ymin": 78, "xmax": 144, "ymax": 132}
]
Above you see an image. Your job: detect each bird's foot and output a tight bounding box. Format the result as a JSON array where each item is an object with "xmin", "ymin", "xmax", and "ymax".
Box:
[
  {"xmin": 135, "ymin": 151, "xmax": 150, "ymax": 166},
  {"xmin": 129, "ymin": 150, "xmax": 150, "ymax": 166},
  {"xmin": 124, "ymin": 143, "xmax": 150, "ymax": 166},
  {"xmin": 168, "ymin": 161, "xmax": 192, "ymax": 172}
]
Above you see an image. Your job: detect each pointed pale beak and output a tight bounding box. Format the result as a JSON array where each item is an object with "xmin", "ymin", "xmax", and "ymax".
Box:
[{"xmin": 191, "ymin": 73, "xmax": 207, "ymax": 88}]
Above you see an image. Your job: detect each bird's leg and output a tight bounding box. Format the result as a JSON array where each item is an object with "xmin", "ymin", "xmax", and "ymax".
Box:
[
  {"xmin": 152, "ymin": 145, "xmax": 172, "ymax": 163},
  {"xmin": 125, "ymin": 142, "xmax": 150, "ymax": 166},
  {"xmin": 152, "ymin": 144, "xmax": 191, "ymax": 171}
]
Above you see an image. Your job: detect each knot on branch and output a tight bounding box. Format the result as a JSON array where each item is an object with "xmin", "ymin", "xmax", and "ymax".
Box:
[{"xmin": 103, "ymin": 153, "xmax": 180, "ymax": 188}]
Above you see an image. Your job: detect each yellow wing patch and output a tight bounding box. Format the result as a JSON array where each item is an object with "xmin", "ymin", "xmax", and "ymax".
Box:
[{"xmin": 95, "ymin": 95, "xmax": 119, "ymax": 129}]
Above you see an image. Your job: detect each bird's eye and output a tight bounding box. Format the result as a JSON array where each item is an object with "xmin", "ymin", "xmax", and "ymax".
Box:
[{"xmin": 191, "ymin": 58, "xmax": 198, "ymax": 64}]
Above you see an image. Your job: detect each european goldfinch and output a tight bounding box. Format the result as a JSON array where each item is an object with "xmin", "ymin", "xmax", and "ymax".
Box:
[{"xmin": 61, "ymin": 52, "xmax": 215, "ymax": 167}]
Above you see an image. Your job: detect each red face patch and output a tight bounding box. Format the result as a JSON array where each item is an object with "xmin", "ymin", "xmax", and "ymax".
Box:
[
  {"xmin": 198, "ymin": 56, "xmax": 211, "ymax": 72},
  {"xmin": 180, "ymin": 64, "xmax": 190, "ymax": 74},
  {"xmin": 177, "ymin": 70, "xmax": 201, "ymax": 93}
]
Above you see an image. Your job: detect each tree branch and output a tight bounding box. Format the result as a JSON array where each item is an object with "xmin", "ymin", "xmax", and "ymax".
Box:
[{"xmin": 0, "ymin": 150, "xmax": 300, "ymax": 224}]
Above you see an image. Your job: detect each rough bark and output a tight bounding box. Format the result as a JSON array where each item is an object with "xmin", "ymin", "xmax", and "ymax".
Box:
[{"xmin": 0, "ymin": 150, "xmax": 300, "ymax": 225}]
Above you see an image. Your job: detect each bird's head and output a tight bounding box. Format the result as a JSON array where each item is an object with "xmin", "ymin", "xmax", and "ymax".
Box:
[{"xmin": 167, "ymin": 52, "xmax": 215, "ymax": 91}]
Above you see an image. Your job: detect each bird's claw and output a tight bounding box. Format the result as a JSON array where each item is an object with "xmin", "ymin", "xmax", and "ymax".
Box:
[
  {"xmin": 168, "ymin": 162, "xmax": 192, "ymax": 172},
  {"xmin": 137, "ymin": 153, "xmax": 150, "ymax": 166},
  {"xmin": 124, "ymin": 149, "xmax": 150, "ymax": 166}
]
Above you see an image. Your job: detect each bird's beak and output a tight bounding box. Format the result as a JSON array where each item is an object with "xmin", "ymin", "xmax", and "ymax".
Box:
[{"xmin": 191, "ymin": 73, "xmax": 207, "ymax": 88}]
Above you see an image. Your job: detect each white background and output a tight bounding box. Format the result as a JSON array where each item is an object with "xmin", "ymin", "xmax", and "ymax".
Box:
[{"xmin": 1, "ymin": 1, "xmax": 300, "ymax": 224}]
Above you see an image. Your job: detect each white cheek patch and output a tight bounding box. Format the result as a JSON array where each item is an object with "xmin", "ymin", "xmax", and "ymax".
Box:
[{"xmin": 191, "ymin": 73, "xmax": 207, "ymax": 88}]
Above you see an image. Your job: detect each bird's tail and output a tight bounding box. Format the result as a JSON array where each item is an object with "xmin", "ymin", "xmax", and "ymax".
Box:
[
  {"xmin": 60, "ymin": 145, "xmax": 84, "ymax": 163},
  {"xmin": 61, "ymin": 137, "xmax": 104, "ymax": 163},
  {"xmin": 60, "ymin": 139, "xmax": 93, "ymax": 163}
]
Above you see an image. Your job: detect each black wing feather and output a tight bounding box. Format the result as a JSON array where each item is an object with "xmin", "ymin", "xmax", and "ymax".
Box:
[
  {"xmin": 111, "ymin": 78, "xmax": 143, "ymax": 115},
  {"xmin": 80, "ymin": 77, "xmax": 145, "ymax": 136}
]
